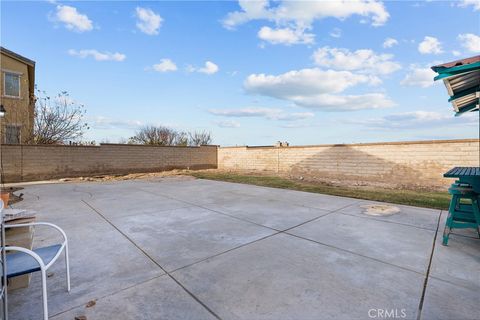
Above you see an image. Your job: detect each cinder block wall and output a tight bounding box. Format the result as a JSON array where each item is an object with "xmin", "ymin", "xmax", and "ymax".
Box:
[
  {"xmin": 218, "ymin": 139, "xmax": 480, "ymax": 190},
  {"xmin": 1, "ymin": 144, "xmax": 217, "ymax": 182}
]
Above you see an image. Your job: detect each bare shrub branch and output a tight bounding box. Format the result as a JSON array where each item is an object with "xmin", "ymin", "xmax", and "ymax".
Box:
[
  {"xmin": 188, "ymin": 130, "xmax": 212, "ymax": 146},
  {"xmin": 29, "ymin": 90, "xmax": 89, "ymax": 144},
  {"xmin": 129, "ymin": 126, "xmax": 212, "ymax": 146}
]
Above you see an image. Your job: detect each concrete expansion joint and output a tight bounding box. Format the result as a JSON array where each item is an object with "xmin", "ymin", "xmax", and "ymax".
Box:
[
  {"xmin": 416, "ymin": 211, "xmax": 442, "ymax": 320},
  {"xmin": 337, "ymin": 210, "xmax": 441, "ymax": 232},
  {"xmin": 284, "ymin": 231, "xmax": 426, "ymax": 277},
  {"xmin": 72, "ymin": 185, "xmax": 93, "ymax": 198},
  {"xmin": 49, "ymin": 273, "xmax": 168, "ymax": 318},
  {"xmin": 81, "ymin": 198, "xmax": 223, "ymax": 320}
]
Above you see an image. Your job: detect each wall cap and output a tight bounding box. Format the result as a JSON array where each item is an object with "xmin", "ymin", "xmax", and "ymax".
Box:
[
  {"xmin": 219, "ymin": 139, "xmax": 480, "ymax": 149},
  {"xmin": 0, "ymin": 143, "xmax": 220, "ymax": 149}
]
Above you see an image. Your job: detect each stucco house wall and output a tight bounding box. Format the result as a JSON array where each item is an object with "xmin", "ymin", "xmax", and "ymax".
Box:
[{"xmin": 0, "ymin": 47, "xmax": 35, "ymax": 144}]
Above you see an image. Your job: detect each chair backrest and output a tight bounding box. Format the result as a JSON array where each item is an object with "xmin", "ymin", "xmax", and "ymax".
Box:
[{"xmin": 0, "ymin": 199, "xmax": 7, "ymax": 319}]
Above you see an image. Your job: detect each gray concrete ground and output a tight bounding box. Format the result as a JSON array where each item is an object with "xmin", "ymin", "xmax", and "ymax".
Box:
[{"xmin": 6, "ymin": 177, "xmax": 480, "ymax": 320}]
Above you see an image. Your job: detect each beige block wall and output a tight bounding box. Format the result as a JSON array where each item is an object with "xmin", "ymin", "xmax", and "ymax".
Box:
[
  {"xmin": 2, "ymin": 139, "xmax": 478, "ymax": 189},
  {"xmin": 218, "ymin": 139, "xmax": 480, "ymax": 190},
  {"xmin": 1, "ymin": 144, "xmax": 217, "ymax": 182}
]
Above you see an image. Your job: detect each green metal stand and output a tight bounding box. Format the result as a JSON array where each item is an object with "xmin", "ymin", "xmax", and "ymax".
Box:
[{"xmin": 443, "ymin": 183, "xmax": 480, "ymax": 246}]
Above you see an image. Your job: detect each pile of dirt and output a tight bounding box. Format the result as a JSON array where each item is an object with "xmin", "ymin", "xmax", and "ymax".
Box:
[
  {"xmin": 58, "ymin": 169, "xmax": 195, "ymax": 183},
  {"xmin": 360, "ymin": 204, "xmax": 400, "ymax": 216}
]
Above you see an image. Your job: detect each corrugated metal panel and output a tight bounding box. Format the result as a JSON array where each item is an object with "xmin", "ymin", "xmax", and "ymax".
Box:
[
  {"xmin": 448, "ymin": 70, "xmax": 479, "ymax": 93},
  {"xmin": 444, "ymin": 70, "xmax": 480, "ymax": 112}
]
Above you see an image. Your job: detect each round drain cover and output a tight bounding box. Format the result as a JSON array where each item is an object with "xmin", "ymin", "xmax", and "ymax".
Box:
[{"xmin": 361, "ymin": 204, "xmax": 400, "ymax": 216}]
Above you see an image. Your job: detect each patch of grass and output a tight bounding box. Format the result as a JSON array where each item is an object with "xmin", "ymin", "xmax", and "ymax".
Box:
[{"xmin": 189, "ymin": 171, "xmax": 450, "ymax": 210}]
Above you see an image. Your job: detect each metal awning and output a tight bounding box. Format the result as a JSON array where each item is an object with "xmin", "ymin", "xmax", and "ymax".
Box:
[{"xmin": 431, "ymin": 56, "xmax": 480, "ymax": 116}]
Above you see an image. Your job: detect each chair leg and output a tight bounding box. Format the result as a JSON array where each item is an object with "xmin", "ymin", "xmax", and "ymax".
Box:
[
  {"xmin": 443, "ymin": 195, "xmax": 457, "ymax": 246},
  {"xmin": 442, "ymin": 213, "xmax": 453, "ymax": 246},
  {"xmin": 471, "ymin": 198, "xmax": 480, "ymax": 239},
  {"xmin": 41, "ymin": 268, "xmax": 48, "ymax": 320},
  {"xmin": 65, "ymin": 242, "xmax": 71, "ymax": 292}
]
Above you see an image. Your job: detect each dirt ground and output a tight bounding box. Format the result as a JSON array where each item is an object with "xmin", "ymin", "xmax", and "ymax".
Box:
[{"xmin": 56, "ymin": 169, "xmax": 197, "ymax": 182}]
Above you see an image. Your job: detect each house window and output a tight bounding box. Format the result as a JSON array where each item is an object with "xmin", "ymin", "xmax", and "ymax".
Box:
[
  {"xmin": 5, "ymin": 125, "xmax": 21, "ymax": 144},
  {"xmin": 4, "ymin": 72, "xmax": 20, "ymax": 97}
]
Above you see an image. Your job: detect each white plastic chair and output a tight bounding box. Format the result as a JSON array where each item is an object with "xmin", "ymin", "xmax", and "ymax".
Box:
[{"xmin": 5, "ymin": 222, "xmax": 70, "ymax": 320}]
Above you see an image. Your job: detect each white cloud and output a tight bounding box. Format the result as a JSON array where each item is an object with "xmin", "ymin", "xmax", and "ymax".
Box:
[
  {"xmin": 400, "ymin": 65, "xmax": 436, "ymax": 88},
  {"xmin": 277, "ymin": 112, "xmax": 315, "ymax": 121},
  {"xmin": 244, "ymin": 68, "xmax": 393, "ymax": 111},
  {"xmin": 199, "ymin": 61, "xmax": 219, "ymax": 74},
  {"xmin": 135, "ymin": 7, "xmax": 162, "ymax": 35},
  {"xmin": 258, "ymin": 26, "xmax": 314, "ymax": 45},
  {"xmin": 152, "ymin": 59, "xmax": 177, "ymax": 72},
  {"xmin": 279, "ymin": 122, "xmax": 316, "ymax": 128},
  {"xmin": 452, "ymin": 50, "xmax": 462, "ymax": 57},
  {"xmin": 329, "ymin": 28, "xmax": 342, "ymax": 38},
  {"xmin": 418, "ymin": 36, "xmax": 443, "ymax": 54},
  {"xmin": 222, "ymin": 0, "xmax": 389, "ymax": 29},
  {"xmin": 458, "ymin": 33, "xmax": 480, "ymax": 53},
  {"xmin": 222, "ymin": 0, "xmax": 389, "ymax": 45},
  {"xmin": 312, "ymin": 46, "xmax": 401, "ymax": 75},
  {"xmin": 245, "ymin": 68, "xmax": 374, "ymax": 98},
  {"xmin": 210, "ymin": 108, "xmax": 275, "ymax": 118},
  {"xmin": 90, "ymin": 116, "xmax": 182, "ymax": 133},
  {"xmin": 90, "ymin": 116, "xmax": 144, "ymax": 130},
  {"xmin": 383, "ymin": 37, "xmax": 398, "ymax": 48},
  {"xmin": 290, "ymin": 93, "xmax": 394, "ymax": 110},
  {"xmin": 55, "ymin": 5, "xmax": 93, "ymax": 32},
  {"xmin": 352, "ymin": 111, "xmax": 477, "ymax": 129},
  {"xmin": 215, "ymin": 120, "xmax": 241, "ymax": 128},
  {"xmin": 208, "ymin": 107, "xmax": 314, "ymax": 121},
  {"xmin": 188, "ymin": 61, "xmax": 219, "ymax": 75},
  {"xmin": 458, "ymin": 0, "xmax": 480, "ymax": 11},
  {"xmin": 68, "ymin": 49, "xmax": 126, "ymax": 62},
  {"xmin": 385, "ymin": 111, "xmax": 446, "ymax": 122}
]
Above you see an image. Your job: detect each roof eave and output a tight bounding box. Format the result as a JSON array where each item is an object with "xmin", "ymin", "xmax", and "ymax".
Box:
[{"xmin": 0, "ymin": 46, "xmax": 36, "ymax": 67}]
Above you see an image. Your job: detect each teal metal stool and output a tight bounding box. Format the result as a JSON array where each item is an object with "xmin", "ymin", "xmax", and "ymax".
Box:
[{"xmin": 442, "ymin": 183, "xmax": 480, "ymax": 245}]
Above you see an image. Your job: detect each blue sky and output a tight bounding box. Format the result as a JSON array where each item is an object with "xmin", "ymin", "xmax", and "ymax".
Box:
[{"xmin": 1, "ymin": 0, "xmax": 479, "ymax": 146}]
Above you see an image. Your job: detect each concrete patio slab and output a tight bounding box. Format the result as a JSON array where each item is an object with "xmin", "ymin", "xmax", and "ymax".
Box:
[
  {"xmin": 6, "ymin": 177, "xmax": 478, "ymax": 320},
  {"xmin": 202, "ymin": 197, "xmax": 331, "ymax": 231},
  {"xmin": 411, "ymin": 215, "xmax": 480, "ymax": 320},
  {"xmin": 421, "ymin": 277, "xmax": 480, "ymax": 320},
  {"xmin": 429, "ymin": 233, "xmax": 480, "ymax": 289},
  {"xmin": 136, "ymin": 180, "xmax": 258, "ymax": 206},
  {"xmin": 173, "ymin": 233, "xmax": 424, "ymax": 320},
  {"xmin": 232, "ymin": 186, "xmax": 361, "ymax": 212},
  {"xmin": 8, "ymin": 202, "xmax": 164, "ymax": 319},
  {"xmin": 13, "ymin": 197, "xmax": 97, "ymax": 228},
  {"xmin": 139, "ymin": 179, "xmax": 359, "ymax": 212},
  {"xmin": 85, "ymin": 190, "xmax": 191, "ymax": 220},
  {"xmin": 98, "ymin": 205, "xmax": 276, "ymax": 271},
  {"xmin": 51, "ymin": 275, "xmax": 217, "ymax": 320},
  {"xmin": 288, "ymin": 212, "xmax": 436, "ymax": 273},
  {"xmin": 336, "ymin": 200, "xmax": 442, "ymax": 231}
]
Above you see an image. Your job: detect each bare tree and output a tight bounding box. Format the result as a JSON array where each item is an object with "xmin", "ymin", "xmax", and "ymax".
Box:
[
  {"xmin": 188, "ymin": 130, "xmax": 212, "ymax": 146},
  {"xmin": 117, "ymin": 137, "xmax": 129, "ymax": 144},
  {"xmin": 175, "ymin": 131, "xmax": 189, "ymax": 146},
  {"xmin": 29, "ymin": 90, "xmax": 89, "ymax": 144},
  {"xmin": 129, "ymin": 126, "xmax": 178, "ymax": 145},
  {"xmin": 129, "ymin": 126, "xmax": 212, "ymax": 146}
]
